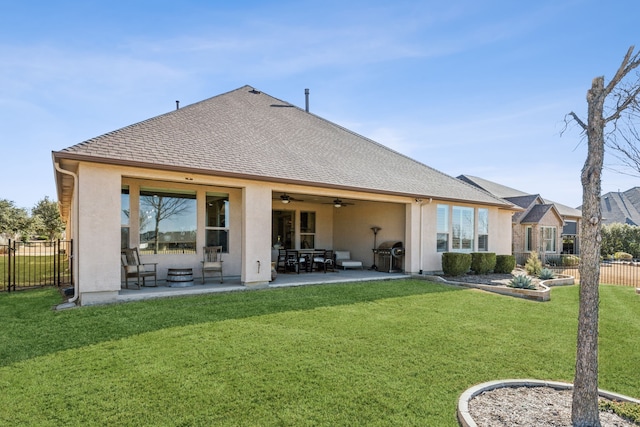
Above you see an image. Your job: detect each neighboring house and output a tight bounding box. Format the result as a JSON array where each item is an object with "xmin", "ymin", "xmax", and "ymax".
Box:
[
  {"xmin": 53, "ymin": 86, "xmax": 516, "ymax": 305},
  {"xmin": 595, "ymin": 188, "xmax": 640, "ymax": 226},
  {"xmin": 457, "ymin": 175, "xmax": 582, "ymax": 258}
]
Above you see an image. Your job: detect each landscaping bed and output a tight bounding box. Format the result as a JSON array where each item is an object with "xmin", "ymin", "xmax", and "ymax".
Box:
[{"xmin": 426, "ymin": 269, "xmax": 574, "ymax": 301}]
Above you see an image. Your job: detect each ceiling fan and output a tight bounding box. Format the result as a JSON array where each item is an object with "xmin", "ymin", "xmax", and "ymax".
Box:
[
  {"xmin": 323, "ymin": 198, "xmax": 354, "ymax": 208},
  {"xmin": 275, "ymin": 193, "xmax": 304, "ymax": 204}
]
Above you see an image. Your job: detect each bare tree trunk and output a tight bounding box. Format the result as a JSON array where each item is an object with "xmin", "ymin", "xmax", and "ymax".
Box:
[{"xmin": 572, "ymin": 76, "xmax": 605, "ymax": 427}]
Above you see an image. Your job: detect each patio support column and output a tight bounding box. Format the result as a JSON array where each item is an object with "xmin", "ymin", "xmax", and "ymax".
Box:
[
  {"xmin": 404, "ymin": 201, "xmax": 422, "ymax": 274},
  {"xmin": 241, "ymin": 185, "xmax": 272, "ymax": 287}
]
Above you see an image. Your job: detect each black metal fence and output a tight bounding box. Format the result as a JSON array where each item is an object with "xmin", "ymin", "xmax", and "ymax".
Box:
[
  {"xmin": 1, "ymin": 240, "xmax": 73, "ymax": 292},
  {"xmin": 514, "ymin": 252, "xmax": 639, "ymax": 287}
]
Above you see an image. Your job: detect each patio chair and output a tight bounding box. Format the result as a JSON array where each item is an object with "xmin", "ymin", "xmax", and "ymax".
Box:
[
  {"xmin": 121, "ymin": 248, "xmax": 158, "ymax": 289},
  {"xmin": 313, "ymin": 250, "xmax": 335, "ymax": 273},
  {"xmin": 334, "ymin": 250, "xmax": 363, "ymax": 270},
  {"xmin": 276, "ymin": 249, "xmax": 287, "ymax": 273},
  {"xmin": 202, "ymin": 246, "xmax": 224, "ymax": 283},
  {"xmin": 285, "ymin": 249, "xmax": 305, "ymax": 273}
]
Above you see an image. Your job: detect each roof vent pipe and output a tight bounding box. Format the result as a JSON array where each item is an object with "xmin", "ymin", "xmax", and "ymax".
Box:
[
  {"xmin": 305, "ymin": 88, "xmax": 309, "ymax": 112},
  {"xmin": 176, "ymin": 100, "xmax": 180, "ymax": 110}
]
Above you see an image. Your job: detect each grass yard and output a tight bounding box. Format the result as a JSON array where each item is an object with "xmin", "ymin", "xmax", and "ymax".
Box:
[{"xmin": 0, "ymin": 280, "xmax": 638, "ymax": 426}]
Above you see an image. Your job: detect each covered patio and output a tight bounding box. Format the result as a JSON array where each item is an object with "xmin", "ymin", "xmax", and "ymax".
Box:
[{"xmin": 117, "ymin": 269, "xmax": 411, "ymax": 304}]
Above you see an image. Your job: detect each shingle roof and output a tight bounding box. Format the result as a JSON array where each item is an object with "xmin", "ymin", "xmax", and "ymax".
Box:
[
  {"xmin": 599, "ymin": 189, "xmax": 640, "ymax": 225},
  {"xmin": 504, "ymin": 194, "xmax": 542, "ymax": 209},
  {"xmin": 458, "ymin": 174, "xmax": 581, "ymax": 218},
  {"xmin": 54, "ymin": 85, "xmax": 510, "ymax": 206},
  {"xmin": 520, "ymin": 204, "xmax": 555, "ymax": 224},
  {"xmin": 458, "ymin": 175, "xmax": 530, "ymax": 199}
]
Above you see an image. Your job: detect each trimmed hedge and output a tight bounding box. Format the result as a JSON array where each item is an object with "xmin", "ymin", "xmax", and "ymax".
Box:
[
  {"xmin": 442, "ymin": 252, "xmax": 471, "ymax": 276},
  {"xmin": 470, "ymin": 252, "xmax": 496, "ymax": 275},
  {"xmin": 494, "ymin": 255, "xmax": 516, "ymax": 274}
]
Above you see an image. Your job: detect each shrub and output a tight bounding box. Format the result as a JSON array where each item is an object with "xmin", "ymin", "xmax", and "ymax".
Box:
[
  {"xmin": 494, "ymin": 255, "xmax": 516, "ymax": 274},
  {"xmin": 507, "ymin": 274, "xmax": 536, "ymax": 289},
  {"xmin": 538, "ymin": 268, "xmax": 556, "ymax": 280},
  {"xmin": 562, "ymin": 255, "xmax": 580, "ymax": 266},
  {"xmin": 614, "ymin": 251, "xmax": 633, "ymax": 260},
  {"xmin": 470, "ymin": 252, "xmax": 496, "ymax": 275},
  {"xmin": 441, "ymin": 252, "xmax": 471, "ymax": 276},
  {"xmin": 525, "ymin": 251, "xmax": 542, "ymax": 276},
  {"xmin": 508, "ymin": 274, "xmax": 536, "ymax": 289}
]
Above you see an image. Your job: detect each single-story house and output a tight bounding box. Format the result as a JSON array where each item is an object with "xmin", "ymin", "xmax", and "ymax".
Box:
[
  {"xmin": 457, "ymin": 175, "xmax": 582, "ymax": 259},
  {"xmin": 53, "ymin": 85, "xmax": 517, "ymax": 305}
]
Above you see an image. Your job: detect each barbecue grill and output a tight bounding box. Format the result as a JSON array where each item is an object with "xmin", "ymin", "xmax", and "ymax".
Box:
[{"xmin": 372, "ymin": 241, "xmax": 405, "ymax": 273}]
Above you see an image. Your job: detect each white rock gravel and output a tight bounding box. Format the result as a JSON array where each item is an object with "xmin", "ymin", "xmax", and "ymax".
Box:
[{"xmin": 468, "ymin": 386, "xmax": 637, "ymax": 426}]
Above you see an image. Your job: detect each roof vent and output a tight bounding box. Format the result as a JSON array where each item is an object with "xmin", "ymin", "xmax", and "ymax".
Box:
[
  {"xmin": 249, "ymin": 88, "xmax": 261, "ymax": 94},
  {"xmin": 305, "ymin": 88, "xmax": 310, "ymax": 112},
  {"xmin": 176, "ymin": 100, "xmax": 180, "ymax": 110}
]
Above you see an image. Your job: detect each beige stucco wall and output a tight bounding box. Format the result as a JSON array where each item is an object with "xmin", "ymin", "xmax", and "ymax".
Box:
[
  {"xmin": 333, "ymin": 201, "xmax": 406, "ymax": 269},
  {"xmin": 420, "ymin": 201, "xmax": 513, "ymax": 273},
  {"xmin": 61, "ymin": 160, "xmax": 517, "ymax": 304},
  {"xmin": 77, "ymin": 163, "xmax": 121, "ymax": 304}
]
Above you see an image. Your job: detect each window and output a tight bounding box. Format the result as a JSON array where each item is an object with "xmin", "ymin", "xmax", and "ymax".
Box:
[
  {"xmin": 451, "ymin": 206, "xmax": 474, "ymax": 251},
  {"xmin": 525, "ymin": 226, "xmax": 533, "ymax": 252},
  {"xmin": 436, "ymin": 204, "xmax": 449, "ymax": 252},
  {"xmin": 478, "ymin": 208, "xmax": 488, "ymax": 251},
  {"xmin": 300, "ymin": 211, "xmax": 316, "ymax": 249},
  {"xmin": 541, "ymin": 226, "xmax": 557, "ymax": 253},
  {"xmin": 121, "ymin": 187, "xmax": 130, "ymax": 249},
  {"xmin": 206, "ymin": 193, "xmax": 229, "ymax": 253},
  {"xmin": 139, "ymin": 188, "xmax": 197, "ymax": 254}
]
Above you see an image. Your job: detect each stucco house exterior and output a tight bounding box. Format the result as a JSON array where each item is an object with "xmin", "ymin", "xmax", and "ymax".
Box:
[
  {"xmin": 457, "ymin": 175, "xmax": 582, "ymax": 261},
  {"xmin": 53, "ymin": 86, "xmax": 516, "ymax": 305}
]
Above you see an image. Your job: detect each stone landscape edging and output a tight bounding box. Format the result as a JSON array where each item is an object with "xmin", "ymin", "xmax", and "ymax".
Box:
[
  {"xmin": 422, "ymin": 274, "xmax": 575, "ymax": 302},
  {"xmin": 457, "ymin": 379, "xmax": 640, "ymax": 427}
]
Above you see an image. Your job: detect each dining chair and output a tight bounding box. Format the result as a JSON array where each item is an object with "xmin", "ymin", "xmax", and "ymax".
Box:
[{"xmin": 313, "ymin": 250, "xmax": 335, "ymax": 273}]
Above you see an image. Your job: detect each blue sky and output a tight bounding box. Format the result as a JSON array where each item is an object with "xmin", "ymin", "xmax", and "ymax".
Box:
[{"xmin": 2, "ymin": 0, "xmax": 639, "ymax": 210}]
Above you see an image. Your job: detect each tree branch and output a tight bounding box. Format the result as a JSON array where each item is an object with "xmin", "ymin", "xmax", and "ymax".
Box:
[{"xmin": 567, "ymin": 111, "xmax": 587, "ymax": 131}]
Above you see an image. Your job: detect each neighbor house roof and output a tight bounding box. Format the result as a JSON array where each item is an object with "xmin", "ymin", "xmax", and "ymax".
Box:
[
  {"xmin": 598, "ymin": 189, "xmax": 640, "ymax": 225},
  {"xmin": 53, "ymin": 86, "xmax": 510, "ymax": 207},
  {"xmin": 457, "ymin": 174, "xmax": 581, "ymax": 218},
  {"xmin": 520, "ymin": 204, "xmax": 556, "ymax": 224}
]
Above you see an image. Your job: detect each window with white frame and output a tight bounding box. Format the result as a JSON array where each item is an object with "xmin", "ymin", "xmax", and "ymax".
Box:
[
  {"xmin": 436, "ymin": 204, "xmax": 449, "ymax": 252},
  {"xmin": 451, "ymin": 206, "xmax": 474, "ymax": 251},
  {"xmin": 541, "ymin": 226, "xmax": 557, "ymax": 253},
  {"xmin": 205, "ymin": 192, "xmax": 230, "ymax": 253},
  {"xmin": 525, "ymin": 226, "xmax": 533, "ymax": 251},
  {"xmin": 478, "ymin": 208, "xmax": 489, "ymax": 251}
]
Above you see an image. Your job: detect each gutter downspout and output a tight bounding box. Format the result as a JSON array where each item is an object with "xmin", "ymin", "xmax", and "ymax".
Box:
[{"xmin": 53, "ymin": 158, "xmax": 79, "ymax": 304}]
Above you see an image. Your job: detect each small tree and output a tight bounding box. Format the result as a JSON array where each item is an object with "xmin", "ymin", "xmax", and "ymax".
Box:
[
  {"xmin": 0, "ymin": 199, "xmax": 32, "ymax": 241},
  {"xmin": 565, "ymin": 45, "xmax": 640, "ymax": 427},
  {"xmin": 32, "ymin": 196, "xmax": 65, "ymax": 240}
]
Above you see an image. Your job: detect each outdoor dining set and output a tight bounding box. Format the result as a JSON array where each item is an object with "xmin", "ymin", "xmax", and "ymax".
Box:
[{"xmin": 275, "ymin": 249, "xmax": 364, "ymax": 274}]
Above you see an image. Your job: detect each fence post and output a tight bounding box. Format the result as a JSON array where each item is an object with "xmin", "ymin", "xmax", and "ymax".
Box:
[
  {"xmin": 7, "ymin": 239, "xmax": 13, "ymax": 292},
  {"xmin": 56, "ymin": 239, "xmax": 60, "ymax": 287}
]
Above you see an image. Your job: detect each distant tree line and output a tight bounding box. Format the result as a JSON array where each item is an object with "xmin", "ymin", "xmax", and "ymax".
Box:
[
  {"xmin": 600, "ymin": 223, "xmax": 640, "ymax": 259},
  {"xmin": 0, "ymin": 196, "xmax": 65, "ymax": 242}
]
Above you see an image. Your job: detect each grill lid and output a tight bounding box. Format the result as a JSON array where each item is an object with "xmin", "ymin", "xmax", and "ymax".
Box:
[{"xmin": 377, "ymin": 241, "xmax": 403, "ymax": 250}]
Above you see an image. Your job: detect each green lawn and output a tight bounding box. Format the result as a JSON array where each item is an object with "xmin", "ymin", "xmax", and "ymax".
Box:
[{"xmin": 0, "ymin": 280, "xmax": 638, "ymax": 426}]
